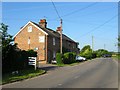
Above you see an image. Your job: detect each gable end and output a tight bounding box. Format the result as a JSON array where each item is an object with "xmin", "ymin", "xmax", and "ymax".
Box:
[{"xmin": 13, "ymin": 21, "xmax": 48, "ymax": 38}]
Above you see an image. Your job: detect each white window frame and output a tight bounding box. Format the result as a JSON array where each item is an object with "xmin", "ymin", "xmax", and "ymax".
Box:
[
  {"xmin": 28, "ymin": 38, "xmax": 30, "ymax": 44},
  {"xmin": 53, "ymin": 51, "xmax": 56, "ymax": 58},
  {"xmin": 28, "ymin": 26, "xmax": 32, "ymax": 32},
  {"xmin": 53, "ymin": 37, "xmax": 55, "ymax": 45},
  {"xmin": 39, "ymin": 36, "xmax": 45, "ymax": 43}
]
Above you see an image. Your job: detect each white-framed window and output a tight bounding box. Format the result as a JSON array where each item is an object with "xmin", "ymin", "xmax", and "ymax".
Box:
[
  {"xmin": 53, "ymin": 37, "xmax": 55, "ymax": 45},
  {"xmin": 53, "ymin": 51, "xmax": 56, "ymax": 58},
  {"xmin": 39, "ymin": 36, "xmax": 45, "ymax": 43},
  {"xmin": 28, "ymin": 26, "xmax": 32, "ymax": 32},
  {"xmin": 28, "ymin": 38, "xmax": 30, "ymax": 44}
]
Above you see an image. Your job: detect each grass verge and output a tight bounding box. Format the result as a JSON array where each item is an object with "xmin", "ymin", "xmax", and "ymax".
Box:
[
  {"xmin": 112, "ymin": 55, "xmax": 120, "ymax": 60},
  {"xmin": 2, "ymin": 68, "xmax": 46, "ymax": 85},
  {"xmin": 56, "ymin": 61, "xmax": 87, "ymax": 67}
]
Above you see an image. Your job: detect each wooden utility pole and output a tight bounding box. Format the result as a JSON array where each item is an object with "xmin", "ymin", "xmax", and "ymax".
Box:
[
  {"xmin": 104, "ymin": 44, "xmax": 106, "ymax": 50},
  {"xmin": 60, "ymin": 19, "xmax": 63, "ymax": 54}
]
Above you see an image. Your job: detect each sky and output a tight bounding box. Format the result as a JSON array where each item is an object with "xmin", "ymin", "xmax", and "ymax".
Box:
[{"xmin": 2, "ymin": 2, "xmax": 118, "ymax": 52}]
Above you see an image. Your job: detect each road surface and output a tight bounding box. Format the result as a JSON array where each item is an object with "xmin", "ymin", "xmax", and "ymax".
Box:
[{"xmin": 2, "ymin": 58, "xmax": 118, "ymax": 89}]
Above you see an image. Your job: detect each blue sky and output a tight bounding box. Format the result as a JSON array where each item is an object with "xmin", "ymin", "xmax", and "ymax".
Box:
[{"xmin": 2, "ymin": 2, "xmax": 118, "ymax": 52}]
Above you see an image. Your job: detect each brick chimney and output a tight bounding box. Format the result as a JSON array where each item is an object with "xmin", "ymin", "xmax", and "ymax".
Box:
[
  {"xmin": 56, "ymin": 27, "xmax": 62, "ymax": 34},
  {"xmin": 39, "ymin": 19, "xmax": 47, "ymax": 28}
]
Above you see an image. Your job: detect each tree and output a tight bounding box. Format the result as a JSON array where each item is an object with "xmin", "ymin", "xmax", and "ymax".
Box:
[
  {"xmin": 0, "ymin": 23, "xmax": 15, "ymax": 61},
  {"xmin": 95, "ymin": 49, "xmax": 110, "ymax": 57},
  {"xmin": 1, "ymin": 23, "xmax": 38, "ymax": 73},
  {"xmin": 118, "ymin": 34, "xmax": 120, "ymax": 47},
  {"xmin": 80, "ymin": 45, "xmax": 92, "ymax": 59},
  {"xmin": 118, "ymin": 34, "xmax": 120, "ymax": 52},
  {"xmin": 0, "ymin": 23, "xmax": 19, "ymax": 73},
  {"xmin": 1, "ymin": 23, "xmax": 13, "ymax": 48}
]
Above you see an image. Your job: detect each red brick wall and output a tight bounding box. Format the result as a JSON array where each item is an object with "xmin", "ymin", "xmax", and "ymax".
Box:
[
  {"xmin": 47, "ymin": 36, "xmax": 60, "ymax": 63},
  {"xmin": 14, "ymin": 22, "xmax": 79, "ymax": 64},
  {"xmin": 14, "ymin": 23, "xmax": 46, "ymax": 61}
]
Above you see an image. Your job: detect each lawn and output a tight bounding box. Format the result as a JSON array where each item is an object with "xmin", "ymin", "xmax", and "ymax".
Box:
[{"xmin": 2, "ymin": 68, "xmax": 46, "ymax": 85}]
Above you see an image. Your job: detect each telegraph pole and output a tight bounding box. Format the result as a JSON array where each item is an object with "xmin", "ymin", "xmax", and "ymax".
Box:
[
  {"xmin": 104, "ymin": 44, "xmax": 106, "ymax": 50},
  {"xmin": 60, "ymin": 19, "xmax": 63, "ymax": 54},
  {"xmin": 92, "ymin": 36, "xmax": 94, "ymax": 52}
]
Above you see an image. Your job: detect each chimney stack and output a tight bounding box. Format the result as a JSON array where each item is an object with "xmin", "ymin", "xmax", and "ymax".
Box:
[
  {"xmin": 39, "ymin": 19, "xmax": 47, "ymax": 28},
  {"xmin": 56, "ymin": 27, "xmax": 62, "ymax": 34}
]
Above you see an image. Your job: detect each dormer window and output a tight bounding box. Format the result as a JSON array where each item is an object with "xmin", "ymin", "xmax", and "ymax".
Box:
[{"xmin": 28, "ymin": 26, "xmax": 32, "ymax": 32}]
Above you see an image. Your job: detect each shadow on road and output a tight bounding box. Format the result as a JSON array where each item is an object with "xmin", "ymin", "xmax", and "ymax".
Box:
[{"xmin": 38, "ymin": 64, "xmax": 59, "ymax": 71}]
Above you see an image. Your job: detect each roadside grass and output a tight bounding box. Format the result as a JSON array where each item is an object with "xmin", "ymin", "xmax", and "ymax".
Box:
[
  {"xmin": 2, "ymin": 68, "xmax": 46, "ymax": 85},
  {"xmin": 56, "ymin": 61, "xmax": 87, "ymax": 67},
  {"xmin": 112, "ymin": 55, "xmax": 120, "ymax": 60}
]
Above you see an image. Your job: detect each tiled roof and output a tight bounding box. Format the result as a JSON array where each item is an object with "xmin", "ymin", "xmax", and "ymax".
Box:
[{"xmin": 31, "ymin": 21, "xmax": 77, "ymax": 43}]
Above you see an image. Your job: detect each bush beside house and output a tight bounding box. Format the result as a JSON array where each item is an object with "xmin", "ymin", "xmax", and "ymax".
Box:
[
  {"xmin": 56, "ymin": 53, "xmax": 63, "ymax": 65},
  {"xmin": 63, "ymin": 52, "xmax": 76, "ymax": 64},
  {"xmin": 56, "ymin": 52, "xmax": 76, "ymax": 65}
]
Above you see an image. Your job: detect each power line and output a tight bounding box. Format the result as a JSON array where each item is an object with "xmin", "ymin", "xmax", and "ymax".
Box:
[
  {"xmin": 95, "ymin": 36, "xmax": 115, "ymax": 41},
  {"xmin": 80, "ymin": 14, "xmax": 117, "ymax": 38},
  {"xmin": 51, "ymin": 0, "xmax": 61, "ymax": 19},
  {"xmin": 51, "ymin": 0, "xmax": 63, "ymax": 54},
  {"xmin": 48, "ymin": 2, "xmax": 98, "ymax": 21},
  {"xmin": 60, "ymin": 2, "xmax": 97, "ymax": 18}
]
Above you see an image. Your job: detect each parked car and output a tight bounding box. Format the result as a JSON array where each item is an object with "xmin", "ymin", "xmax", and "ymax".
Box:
[
  {"xmin": 102, "ymin": 54, "xmax": 112, "ymax": 58},
  {"xmin": 51, "ymin": 59, "xmax": 57, "ymax": 64},
  {"xmin": 76, "ymin": 56, "xmax": 86, "ymax": 61}
]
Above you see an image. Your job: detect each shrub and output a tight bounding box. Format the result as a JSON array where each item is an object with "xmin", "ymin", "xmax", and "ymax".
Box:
[
  {"xmin": 27, "ymin": 49, "xmax": 37, "ymax": 57},
  {"xmin": 2, "ymin": 49, "xmax": 37, "ymax": 74},
  {"xmin": 92, "ymin": 51, "xmax": 97, "ymax": 59},
  {"xmin": 63, "ymin": 52, "xmax": 76, "ymax": 64},
  {"xmin": 56, "ymin": 53, "xmax": 63, "ymax": 65},
  {"xmin": 80, "ymin": 45, "xmax": 92, "ymax": 59},
  {"xmin": 95, "ymin": 49, "xmax": 110, "ymax": 57},
  {"xmin": 17, "ymin": 50, "xmax": 37, "ymax": 70}
]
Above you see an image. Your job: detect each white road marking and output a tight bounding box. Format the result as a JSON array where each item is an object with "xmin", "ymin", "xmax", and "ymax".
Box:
[
  {"xmin": 74, "ymin": 76, "xmax": 79, "ymax": 79},
  {"xmin": 58, "ymin": 84, "xmax": 62, "ymax": 86}
]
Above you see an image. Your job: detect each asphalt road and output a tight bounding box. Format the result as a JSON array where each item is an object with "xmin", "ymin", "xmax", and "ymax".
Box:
[{"xmin": 2, "ymin": 58, "xmax": 118, "ymax": 88}]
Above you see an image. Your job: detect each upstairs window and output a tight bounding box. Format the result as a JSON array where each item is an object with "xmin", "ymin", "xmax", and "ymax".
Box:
[
  {"xmin": 39, "ymin": 36, "xmax": 45, "ymax": 43},
  {"xmin": 53, "ymin": 37, "xmax": 55, "ymax": 45},
  {"xmin": 28, "ymin": 26, "xmax": 32, "ymax": 32}
]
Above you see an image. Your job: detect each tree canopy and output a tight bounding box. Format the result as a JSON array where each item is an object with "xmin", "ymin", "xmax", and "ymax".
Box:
[
  {"xmin": 0, "ymin": 23, "xmax": 13, "ymax": 48},
  {"xmin": 80, "ymin": 45, "xmax": 111, "ymax": 59},
  {"xmin": 80, "ymin": 45, "xmax": 92, "ymax": 59}
]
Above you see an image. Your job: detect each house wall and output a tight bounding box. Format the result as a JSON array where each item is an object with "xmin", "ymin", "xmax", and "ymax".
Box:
[
  {"xmin": 14, "ymin": 23, "xmax": 46, "ymax": 62},
  {"xmin": 47, "ymin": 36, "xmax": 60, "ymax": 63},
  {"xmin": 62, "ymin": 39, "xmax": 79, "ymax": 54},
  {"xmin": 14, "ymin": 21, "xmax": 80, "ymax": 64}
]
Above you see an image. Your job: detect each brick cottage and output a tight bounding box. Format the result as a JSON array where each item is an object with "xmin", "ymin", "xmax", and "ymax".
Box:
[{"xmin": 14, "ymin": 19, "xmax": 80, "ymax": 64}]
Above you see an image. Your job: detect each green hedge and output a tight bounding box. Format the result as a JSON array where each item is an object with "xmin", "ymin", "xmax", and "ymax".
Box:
[
  {"xmin": 2, "ymin": 49, "xmax": 37, "ymax": 74},
  {"xmin": 56, "ymin": 53, "xmax": 63, "ymax": 65},
  {"xmin": 63, "ymin": 52, "xmax": 76, "ymax": 64}
]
